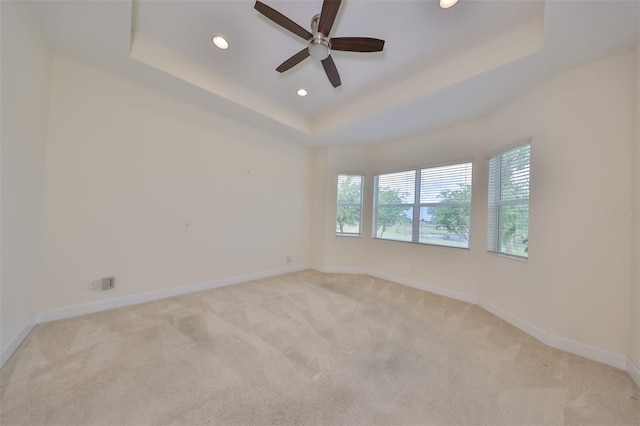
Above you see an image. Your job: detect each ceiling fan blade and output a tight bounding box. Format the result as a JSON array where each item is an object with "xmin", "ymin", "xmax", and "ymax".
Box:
[
  {"xmin": 254, "ymin": 1, "xmax": 312, "ymax": 41},
  {"xmin": 331, "ymin": 37, "xmax": 385, "ymax": 52},
  {"xmin": 276, "ymin": 48, "xmax": 310, "ymax": 73},
  {"xmin": 318, "ymin": 0, "xmax": 342, "ymax": 36},
  {"xmin": 321, "ymin": 55, "xmax": 341, "ymax": 88}
]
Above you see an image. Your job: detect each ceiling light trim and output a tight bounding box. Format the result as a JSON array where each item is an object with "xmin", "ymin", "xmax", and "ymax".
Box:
[
  {"xmin": 440, "ymin": 0, "xmax": 459, "ymax": 10},
  {"xmin": 130, "ymin": 31, "xmax": 312, "ymax": 135},
  {"xmin": 212, "ymin": 35, "xmax": 229, "ymax": 50}
]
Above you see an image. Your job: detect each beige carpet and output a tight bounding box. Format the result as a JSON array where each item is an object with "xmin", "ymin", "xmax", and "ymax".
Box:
[{"xmin": 1, "ymin": 270, "xmax": 638, "ymax": 425}]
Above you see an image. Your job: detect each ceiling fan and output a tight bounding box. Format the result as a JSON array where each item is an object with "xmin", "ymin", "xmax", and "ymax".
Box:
[{"xmin": 254, "ymin": 0, "xmax": 385, "ymax": 88}]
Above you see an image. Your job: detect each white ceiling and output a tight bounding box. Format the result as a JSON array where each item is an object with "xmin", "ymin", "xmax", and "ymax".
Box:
[{"xmin": 24, "ymin": 0, "xmax": 640, "ymax": 145}]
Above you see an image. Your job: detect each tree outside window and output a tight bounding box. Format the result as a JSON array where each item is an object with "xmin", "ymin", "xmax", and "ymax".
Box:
[
  {"xmin": 374, "ymin": 163, "xmax": 472, "ymax": 248},
  {"xmin": 488, "ymin": 143, "xmax": 530, "ymax": 258},
  {"xmin": 336, "ymin": 175, "xmax": 363, "ymax": 236}
]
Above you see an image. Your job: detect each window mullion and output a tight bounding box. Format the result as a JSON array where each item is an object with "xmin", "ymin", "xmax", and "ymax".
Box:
[
  {"xmin": 373, "ymin": 162, "xmax": 472, "ymax": 248},
  {"xmin": 373, "ymin": 175, "xmax": 379, "ymax": 236},
  {"xmin": 496, "ymin": 204, "xmax": 502, "ymax": 253},
  {"xmin": 412, "ymin": 170, "xmax": 420, "ymax": 243}
]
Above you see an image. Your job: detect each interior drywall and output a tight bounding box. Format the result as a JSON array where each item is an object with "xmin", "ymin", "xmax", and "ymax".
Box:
[
  {"xmin": 1, "ymin": 4, "xmax": 635, "ymax": 379},
  {"xmin": 484, "ymin": 51, "xmax": 634, "ymax": 357},
  {"xmin": 315, "ymin": 50, "xmax": 635, "ymax": 360},
  {"xmin": 40, "ymin": 55, "xmax": 312, "ymax": 311},
  {"xmin": 367, "ymin": 120, "xmax": 486, "ymax": 297},
  {"xmin": 316, "ymin": 145, "xmax": 371, "ymax": 270},
  {"xmin": 0, "ymin": 2, "xmax": 52, "ymax": 355},
  {"xmin": 309, "ymin": 147, "xmax": 329, "ymax": 267},
  {"xmin": 631, "ymin": 40, "xmax": 640, "ymax": 369}
]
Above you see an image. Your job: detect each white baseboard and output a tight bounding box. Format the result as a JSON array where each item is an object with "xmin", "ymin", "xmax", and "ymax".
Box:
[
  {"xmin": 627, "ymin": 358, "xmax": 640, "ymax": 388},
  {"xmin": 321, "ymin": 266, "xmax": 630, "ymax": 372},
  {"xmin": 368, "ymin": 270, "xmax": 478, "ymax": 305},
  {"xmin": 480, "ymin": 299, "xmax": 627, "ymax": 370},
  {"xmin": 547, "ymin": 333, "xmax": 627, "ymax": 370},
  {"xmin": 478, "ymin": 299, "xmax": 551, "ymax": 345},
  {"xmin": 4, "ymin": 266, "xmax": 308, "ymax": 368},
  {"xmin": 1, "ymin": 312, "xmax": 38, "ymax": 368},
  {"xmin": 2, "ymin": 264, "xmax": 637, "ymax": 384},
  {"xmin": 38, "ymin": 265, "xmax": 308, "ymax": 323},
  {"xmin": 309, "ymin": 265, "xmax": 478, "ymax": 305},
  {"xmin": 309, "ymin": 265, "xmax": 368, "ymax": 275},
  {"xmin": 309, "ymin": 266, "xmax": 477, "ymax": 304},
  {"xmin": 0, "ymin": 266, "xmax": 302, "ymax": 368}
]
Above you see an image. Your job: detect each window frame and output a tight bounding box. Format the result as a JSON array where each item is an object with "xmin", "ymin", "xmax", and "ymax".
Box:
[
  {"xmin": 372, "ymin": 161, "xmax": 473, "ymax": 249},
  {"xmin": 373, "ymin": 169, "xmax": 416, "ymax": 243},
  {"xmin": 487, "ymin": 141, "xmax": 531, "ymax": 259},
  {"xmin": 335, "ymin": 173, "xmax": 364, "ymax": 237}
]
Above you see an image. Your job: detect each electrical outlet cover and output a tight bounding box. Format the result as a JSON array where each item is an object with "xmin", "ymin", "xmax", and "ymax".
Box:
[{"xmin": 101, "ymin": 277, "xmax": 115, "ymax": 290}]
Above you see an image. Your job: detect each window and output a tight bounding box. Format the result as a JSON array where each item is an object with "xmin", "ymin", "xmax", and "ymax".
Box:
[
  {"xmin": 373, "ymin": 162, "xmax": 473, "ymax": 248},
  {"xmin": 336, "ymin": 174, "xmax": 363, "ymax": 236},
  {"xmin": 487, "ymin": 142, "xmax": 530, "ymax": 258}
]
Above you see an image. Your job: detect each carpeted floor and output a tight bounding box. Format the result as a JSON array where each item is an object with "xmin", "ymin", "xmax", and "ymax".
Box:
[{"xmin": 1, "ymin": 270, "xmax": 638, "ymax": 425}]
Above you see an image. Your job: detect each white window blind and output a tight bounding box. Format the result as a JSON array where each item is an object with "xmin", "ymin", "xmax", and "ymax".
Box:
[
  {"xmin": 336, "ymin": 174, "xmax": 363, "ymax": 236},
  {"xmin": 374, "ymin": 170, "xmax": 415, "ymax": 242},
  {"xmin": 487, "ymin": 143, "xmax": 530, "ymax": 257},
  {"xmin": 374, "ymin": 162, "xmax": 472, "ymax": 248}
]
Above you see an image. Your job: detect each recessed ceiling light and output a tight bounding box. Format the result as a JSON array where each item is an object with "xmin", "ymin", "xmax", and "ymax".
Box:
[
  {"xmin": 440, "ymin": 0, "xmax": 459, "ymax": 9},
  {"xmin": 297, "ymin": 89, "xmax": 308, "ymax": 97},
  {"xmin": 212, "ymin": 36, "xmax": 229, "ymax": 50}
]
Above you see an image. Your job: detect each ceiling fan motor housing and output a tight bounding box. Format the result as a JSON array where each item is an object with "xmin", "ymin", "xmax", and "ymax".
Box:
[
  {"xmin": 254, "ymin": 1, "xmax": 385, "ymax": 88},
  {"xmin": 309, "ymin": 14, "xmax": 330, "ymax": 60}
]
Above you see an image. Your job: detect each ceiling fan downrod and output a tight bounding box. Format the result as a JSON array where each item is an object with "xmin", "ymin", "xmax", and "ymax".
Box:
[
  {"xmin": 254, "ymin": 0, "xmax": 384, "ymax": 88},
  {"xmin": 309, "ymin": 14, "xmax": 331, "ymax": 60}
]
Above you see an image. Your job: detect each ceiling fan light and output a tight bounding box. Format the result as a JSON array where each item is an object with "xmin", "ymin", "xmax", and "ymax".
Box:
[
  {"xmin": 309, "ymin": 39, "xmax": 330, "ymax": 60},
  {"xmin": 212, "ymin": 36, "xmax": 229, "ymax": 50},
  {"xmin": 439, "ymin": 0, "xmax": 459, "ymax": 9}
]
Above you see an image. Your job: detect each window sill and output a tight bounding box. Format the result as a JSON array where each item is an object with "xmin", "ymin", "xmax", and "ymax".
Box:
[
  {"xmin": 372, "ymin": 237, "xmax": 470, "ymax": 251},
  {"xmin": 488, "ymin": 251, "xmax": 528, "ymax": 262}
]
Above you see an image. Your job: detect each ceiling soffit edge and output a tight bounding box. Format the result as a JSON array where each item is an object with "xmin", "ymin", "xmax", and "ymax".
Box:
[
  {"xmin": 130, "ymin": 31, "xmax": 312, "ymax": 135},
  {"xmin": 311, "ymin": 18, "xmax": 544, "ymax": 136}
]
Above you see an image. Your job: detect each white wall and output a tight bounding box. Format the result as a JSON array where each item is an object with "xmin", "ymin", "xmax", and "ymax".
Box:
[
  {"xmin": 368, "ymin": 120, "xmax": 486, "ymax": 298},
  {"xmin": 40, "ymin": 56, "xmax": 312, "ymax": 311},
  {"xmin": 309, "ymin": 147, "xmax": 328, "ymax": 267},
  {"xmin": 0, "ymin": 2, "xmax": 52, "ymax": 356},
  {"xmin": 1, "ymin": 2, "xmax": 636, "ymax": 379},
  {"xmin": 631, "ymin": 40, "xmax": 640, "ymax": 371},
  {"xmin": 483, "ymin": 51, "xmax": 634, "ymax": 357},
  {"xmin": 314, "ymin": 145, "xmax": 371, "ymax": 270},
  {"xmin": 316, "ymin": 50, "xmax": 635, "ymax": 362}
]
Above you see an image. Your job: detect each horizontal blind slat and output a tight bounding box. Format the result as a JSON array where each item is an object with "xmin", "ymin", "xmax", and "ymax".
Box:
[
  {"xmin": 487, "ymin": 143, "xmax": 530, "ymax": 256},
  {"xmin": 336, "ymin": 174, "xmax": 363, "ymax": 236},
  {"xmin": 374, "ymin": 162, "xmax": 472, "ymax": 248},
  {"xmin": 420, "ymin": 162, "xmax": 472, "ymax": 204}
]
